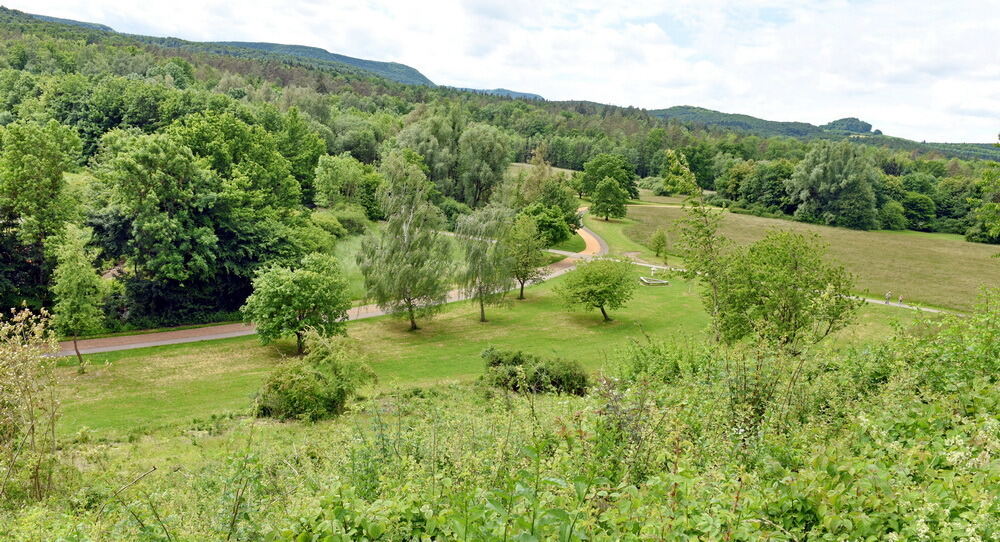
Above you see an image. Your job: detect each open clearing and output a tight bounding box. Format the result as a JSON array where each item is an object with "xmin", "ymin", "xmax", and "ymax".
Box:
[
  {"xmin": 56, "ymin": 268, "xmax": 919, "ymax": 437},
  {"xmin": 507, "ymin": 161, "xmax": 578, "ymax": 177},
  {"xmin": 610, "ymin": 205, "xmax": 998, "ymax": 311}
]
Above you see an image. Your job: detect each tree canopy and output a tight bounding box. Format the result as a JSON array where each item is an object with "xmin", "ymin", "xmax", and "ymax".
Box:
[
  {"xmin": 241, "ymin": 253, "xmax": 351, "ymax": 354},
  {"xmin": 787, "ymin": 141, "xmax": 880, "ymax": 230},
  {"xmin": 556, "ymin": 258, "xmax": 636, "ymax": 321},
  {"xmin": 357, "ymin": 150, "xmax": 455, "ymax": 330}
]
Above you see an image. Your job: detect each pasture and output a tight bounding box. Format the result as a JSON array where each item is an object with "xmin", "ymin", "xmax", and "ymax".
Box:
[{"xmin": 610, "ymin": 204, "xmax": 999, "ymax": 311}]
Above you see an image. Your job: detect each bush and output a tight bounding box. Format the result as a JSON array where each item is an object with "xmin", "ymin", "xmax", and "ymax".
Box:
[
  {"xmin": 480, "ymin": 347, "xmax": 588, "ymax": 395},
  {"xmin": 703, "ymin": 193, "xmax": 732, "ymax": 207},
  {"xmin": 637, "ymin": 176, "xmax": 662, "ymax": 190},
  {"xmin": 330, "ymin": 203, "xmax": 370, "ymax": 235},
  {"xmin": 310, "ymin": 210, "xmax": 348, "ymax": 238},
  {"xmin": 255, "ymin": 332, "xmax": 375, "ymax": 421},
  {"xmin": 613, "ymin": 338, "xmax": 709, "ymax": 384},
  {"xmin": 522, "ymin": 202, "xmax": 572, "ymax": 246},
  {"xmin": 878, "ymin": 200, "xmax": 907, "ymax": 230},
  {"xmin": 436, "ymin": 196, "xmax": 471, "ymax": 231}
]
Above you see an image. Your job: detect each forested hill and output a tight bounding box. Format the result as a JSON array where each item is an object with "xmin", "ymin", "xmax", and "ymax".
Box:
[
  {"xmin": 21, "ymin": 10, "xmax": 433, "ymax": 86},
  {"xmin": 212, "ymin": 42, "xmax": 433, "ymax": 86},
  {"xmin": 26, "ymin": 12, "xmax": 113, "ymax": 32},
  {"xmin": 652, "ymin": 105, "xmax": 1000, "ymax": 161},
  {"xmin": 454, "ymin": 87, "xmax": 544, "ymax": 100},
  {"xmin": 651, "ymin": 105, "xmax": 825, "ymax": 137}
]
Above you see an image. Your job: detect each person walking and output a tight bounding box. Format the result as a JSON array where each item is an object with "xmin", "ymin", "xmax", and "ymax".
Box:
[{"xmin": 885, "ymin": 291, "xmax": 892, "ymax": 304}]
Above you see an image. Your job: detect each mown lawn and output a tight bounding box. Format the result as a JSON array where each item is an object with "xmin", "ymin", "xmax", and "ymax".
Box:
[
  {"xmin": 56, "ymin": 268, "xmax": 918, "ymax": 437},
  {"xmin": 550, "ymin": 232, "xmax": 586, "ymax": 252}
]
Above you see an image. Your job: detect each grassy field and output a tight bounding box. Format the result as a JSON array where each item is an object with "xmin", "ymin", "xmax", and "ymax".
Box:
[
  {"xmin": 635, "ymin": 188, "xmax": 686, "ymax": 205},
  {"xmin": 621, "ymin": 205, "xmax": 999, "ymax": 310},
  {"xmin": 584, "ymin": 214, "xmax": 665, "ymax": 264},
  {"xmin": 507, "ymin": 161, "xmax": 578, "ymax": 177},
  {"xmin": 550, "ymin": 232, "xmax": 586, "ymax": 252},
  {"xmin": 56, "ymin": 268, "xmax": 919, "ymax": 437},
  {"xmin": 332, "ymin": 233, "xmax": 371, "ymax": 300}
]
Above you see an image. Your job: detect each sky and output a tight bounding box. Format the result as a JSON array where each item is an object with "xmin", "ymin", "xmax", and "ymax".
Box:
[{"xmin": 10, "ymin": 0, "xmax": 1000, "ymax": 142}]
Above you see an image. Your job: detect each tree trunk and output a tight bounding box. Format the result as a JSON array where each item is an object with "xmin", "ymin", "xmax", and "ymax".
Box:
[
  {"xmin": 408, "ymin": 306, "xmax": 419, "ymax": 331},
  {"xmin": 599, "ymin": 305, "xmax": 611, "ymax": 322},
  {"xmin": 479, "ymin": 297, "xmax": 487, "ymax": 322},
  {"xmin": 518, "ymin": 280, "xmax": 526, "ymax": 300},
  {"xmin": 295, "ymin": 332, "xmax": 304, "ymax": 355},
  {"xmin": 73, "ymin": 336, "xmax": 85, "ymax": 374}
]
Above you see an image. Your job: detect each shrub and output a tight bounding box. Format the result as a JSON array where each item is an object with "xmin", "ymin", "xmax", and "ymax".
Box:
[
  {"xmin": 310, "ymin": 210, "xmax": 348, "ymax": 238},
  {"xmin": 522, "ymin": 202, "xmax": 572, "ymax": 246},
  {"xmin": 637, "ymin": 176, "xmax": 662, "ymax": 190},
  {"xmin": 878, "ymin": 200, "xmax": 907, "ymax": 230},
  {"xmin": 436, "ymin": 196, "xmax": 471, "ymax": 231},
  {"xmin": 255, "ymin": 332, "xmax": 375, "ymax": 421},
  {"xmin": 613, "ymin": 338, "xmax": 708, "ymax": 384},
  {"xmin": 480, "ymin": 347, "xmax": 588, "ymax": 395},
  {"xmin": 330, "ymin": 203, "xmax": 370, "ymax": 235}
]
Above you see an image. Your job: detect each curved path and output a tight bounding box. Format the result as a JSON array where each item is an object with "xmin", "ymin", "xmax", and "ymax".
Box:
[
  {"xmin": 56, "ymin": 208, "xmax": 947, "ymax": 356},
  {"xmin": 55, "ymin": 218, "xmax": 607, "ymax": 357}
]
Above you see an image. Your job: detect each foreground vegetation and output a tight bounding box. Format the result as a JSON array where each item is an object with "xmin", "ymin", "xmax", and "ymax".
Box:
[{"xmin": 1, "ymin": 291, "xmax": 995, "ymax": 540}]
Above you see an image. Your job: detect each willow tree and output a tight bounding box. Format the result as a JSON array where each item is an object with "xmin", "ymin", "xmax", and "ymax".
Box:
[
  {"xmin": 358, "ymin": 151, "xmax": 454, "ymax": 330},
  {"xmin": 457, "ymin": 205, "xmax": 516, "ymax": 321}
]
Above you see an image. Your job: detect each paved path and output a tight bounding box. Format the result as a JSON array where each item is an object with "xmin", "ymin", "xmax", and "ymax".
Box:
[{"xmin": 56, "ymin": 217, "xmax": 608, "ymax": 357}]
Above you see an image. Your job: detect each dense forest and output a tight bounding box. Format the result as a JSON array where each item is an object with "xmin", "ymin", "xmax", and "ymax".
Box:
[{"xmin": 1, "ymin": 6, "xmax": 998, "ymax": 332}]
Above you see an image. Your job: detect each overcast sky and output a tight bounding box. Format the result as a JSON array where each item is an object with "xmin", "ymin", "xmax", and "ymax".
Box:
[{"xmin": 10, "ymin": 0, "xmax": 1000, "ymax": 142}]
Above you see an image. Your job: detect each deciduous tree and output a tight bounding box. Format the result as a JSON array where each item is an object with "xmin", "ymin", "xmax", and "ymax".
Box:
[
  {"xmin": 591, "ymin": 177, "xmax": 628, "ymax": 220},
  {"xmin": 457, "ymin": 206, "xmax": 516, "ymax": 321},
  {"xmin": 457, "ymin": 123, "xmax": 511, "ymax": 207},
  {"xmin": 241, "ymin": 253, "xmax": 351, "ymax": 355},
  {"xmin": 786, "ymin": 141, "xmax": 879, "ymax": 230},
  {"xmin": 504, "ymin": 214, "xmax": 547, "ymax": 299},
  {"xmin": 649, "ymin": 227, "xmax": 667, "ymax": 260},
  {"xmin": 556, "ymin": 258, "xmax": 636, "ymax": 321},
  {"xmin": 51, "ymin": 225, "xmax": 104, "ymax": 371},
  {"xmin": 582, "ymin": 153, "xmax": 637, "ymax": 197},
  {"xmin": 357, "ymin": 150, "xmax": 455, "ymax": 330},
  {"xmin": 717, "ymin": 231, "xmax": 860, "ymax": 353}
]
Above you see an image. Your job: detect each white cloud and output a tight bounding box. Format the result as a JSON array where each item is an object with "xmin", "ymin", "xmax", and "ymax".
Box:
[{"xmin": 9, "ymin": 0, "xmax": 1000, "ymax": 142}]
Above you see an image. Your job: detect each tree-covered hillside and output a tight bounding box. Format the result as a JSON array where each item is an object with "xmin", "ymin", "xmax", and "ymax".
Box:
[
  {"xmin": 212, "ymin": 41, "xmax": 435, "ymax": 86},
  {"xmin": 25, "ymin": 12, "xmax": 113, "ymax": 32},
  {"xmin": 651, "ymin": 105, "xmax": 1000, "ymax": 161}
]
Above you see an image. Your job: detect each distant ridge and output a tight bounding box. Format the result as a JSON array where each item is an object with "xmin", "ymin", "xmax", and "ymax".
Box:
[
  {"xmin": 13, "ymin": 8, "xmax": 1000, "ymax": 161},
  {"xmin": 213, "ymin": 41, "xmax": 434, "ymax": 86},
  {"xmin": 650, "ymin": 105, "xmax": 827, "ymax": 137},
  {"xmin": 27, "ymin": 12, "xmax": 114, "ymax": 32},
  {"xmin": 454, "ymin": 87, "xmax": 544, "ymax": 100},
  {"xmin": 651, "ymin": 105, "xmax": 1000, "ymax": 161}
]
